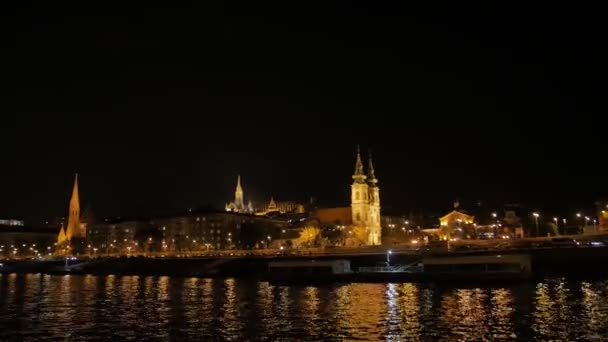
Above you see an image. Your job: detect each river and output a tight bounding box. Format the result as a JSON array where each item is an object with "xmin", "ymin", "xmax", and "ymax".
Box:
[{"xmin": 0, "ymin": 274, "xmax": 607, "ymax": 340}]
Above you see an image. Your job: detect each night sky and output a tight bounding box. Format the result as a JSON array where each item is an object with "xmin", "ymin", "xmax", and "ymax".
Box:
[{"xmin": 1, "ymin": 3, "xmax": 605, "ymax": 223}]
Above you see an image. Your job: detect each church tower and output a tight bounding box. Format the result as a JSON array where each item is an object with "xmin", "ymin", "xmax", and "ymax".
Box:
[
  {"xmin": 235, "ymin": 175, "xmax": 244, "ymax": 209},
  {"xmin": 56, "ymin": 174, "xmax": 85, "ymax": 256},
  {"xmin": 57, "ymin": 223, "xmax": 66, "ymax": 245},
  {"xmin": 351, "ymin": 146, "xmax": 369, "ymax": 228},
  {"xmin": 64, "ymin": 174, "xmax": 82, "ymax": 240},
  {"xmin": 366, "ymin": 150, "xmax": 381, "ymax": 245},
  {"xmin": 226, "ymin": 175, "xmax": 250, "ymax": 213}
]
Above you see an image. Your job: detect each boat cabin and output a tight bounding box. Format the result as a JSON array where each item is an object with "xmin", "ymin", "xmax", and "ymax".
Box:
[
  {"xmin": 268, "ymin": 259, "xmax": 352, "ymax": 274},
  {"xmin": 422, "ymin": 254, "xmax": 531, "ymax": 274}
]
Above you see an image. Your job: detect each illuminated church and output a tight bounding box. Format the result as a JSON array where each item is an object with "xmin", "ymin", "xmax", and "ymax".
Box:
[
  {"xmin": 351, "ymin": 147, "xmax": 382, "ymax": 245},
  {"xmin": 57, "ymin": 174, "xmax": 87, "ymax": 253},
  {"xmin": 225, "ymin": 175, "xmax": 254, "ymax": 213}
]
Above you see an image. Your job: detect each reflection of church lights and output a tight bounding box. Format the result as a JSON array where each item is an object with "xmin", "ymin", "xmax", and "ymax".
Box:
[
  {"xmin": 304, "ymin": 286, "xmax": 320, "ymax": 326},
  {"xmin": 384, "ymin": 283, "xmax": 399, "ymax": 338}
]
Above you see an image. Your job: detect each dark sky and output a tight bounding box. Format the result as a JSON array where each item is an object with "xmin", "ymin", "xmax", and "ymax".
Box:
[{"xmin": 1, "ymin": 2, "xmax": 605, "ymax": 223}]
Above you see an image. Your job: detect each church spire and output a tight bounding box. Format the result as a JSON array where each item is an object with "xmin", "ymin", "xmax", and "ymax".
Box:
[
  {"xmin": 352, "ymin": 145, "xmax": 366, "ymax": 182},
  {"xmin": 57, "ymin": 223, "xmax": 66, "ymax": 245},
  {"xmin": 234, "ymin": 175, "xmax": 244, "ymax": 208},
  {"xmin": 367, "ymin": 149, "xmax": 378, "ymax": 185},
  {"xmin": 65, "ymin": 173, "xmax": 81, "ymax": 240},
  {"xmin": 70, "ymin": 173, "xmax": 80, "ymax": 213}
]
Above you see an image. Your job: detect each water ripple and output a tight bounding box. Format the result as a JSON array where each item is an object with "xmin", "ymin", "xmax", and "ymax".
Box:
[{"xmin": 1, "ymin": 275, "xmax": 608, "ymax": 340}]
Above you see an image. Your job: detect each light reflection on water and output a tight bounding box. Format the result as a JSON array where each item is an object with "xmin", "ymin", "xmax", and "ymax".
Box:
[{"xmin": 1, "ymin": 273, "xmax": 608, "ymax": 341}]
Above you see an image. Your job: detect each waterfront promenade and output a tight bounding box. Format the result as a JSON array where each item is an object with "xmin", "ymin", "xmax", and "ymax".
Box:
[
  {"xmin": 2, "ymin": 234, "xmax": 608, "ymax": 280},
  {"xmin": 2, "ymin": 233, "xmax": 607, "ymax": 263}
]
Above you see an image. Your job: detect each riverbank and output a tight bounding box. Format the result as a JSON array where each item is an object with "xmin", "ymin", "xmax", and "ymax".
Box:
[{"xmin": 2, "ymin": 246, "xmax": 608, "ymax": 281}]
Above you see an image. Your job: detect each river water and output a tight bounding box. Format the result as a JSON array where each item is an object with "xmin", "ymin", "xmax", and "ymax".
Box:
[{"xmin": 0, "ymin": 274, "xmax": 607, "ymax": 341}]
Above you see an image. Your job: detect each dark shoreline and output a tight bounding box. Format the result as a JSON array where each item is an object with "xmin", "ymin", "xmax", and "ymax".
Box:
[{"xmin": 2, "ymin": 247, "xmax": 608, "ymax": 282}]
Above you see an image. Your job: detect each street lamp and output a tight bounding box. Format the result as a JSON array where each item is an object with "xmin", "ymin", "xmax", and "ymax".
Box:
[
  {"xmin": 552, "ymin": 217, "xmax": 558, "ymax": 236},
  {"xmin": 593, "ymin": 219, "xmax": 597, "ymax": 231},
  {"xmin": 491, "ymin": 213, "xmax": 499, "ymax": 238},
  {"xmin": 386, "ymin": 250, "xmax": 392, "ymax": 266},
  {"xmin": 532, "ymin": 212, "xmax": 540, "ymax": 237}
]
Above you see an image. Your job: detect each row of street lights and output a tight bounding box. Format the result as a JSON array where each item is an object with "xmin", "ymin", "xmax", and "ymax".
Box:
[{"xmin": 530, "ymin": 212, "xmax": 597, "ymax": 237}]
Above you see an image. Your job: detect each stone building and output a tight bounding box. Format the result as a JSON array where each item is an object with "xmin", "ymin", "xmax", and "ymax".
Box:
[
  {"xmin": 87, "ymin": 209, "xmax": 291, "ymax": 255},
  {"xmin": 257, "ymin": 197, "xmax": 305, "ymax": 216},
  {"xmin": 350, "ymin": 147, "xmax": 382, "ymax": 245}
]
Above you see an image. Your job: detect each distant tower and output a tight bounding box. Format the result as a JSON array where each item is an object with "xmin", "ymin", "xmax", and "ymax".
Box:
[
  {"xmin": 57, "ymin": 223, "xmax": 66, "ymax": 245},
  {"xmin": 64, "ymin": 174, "xmax": 82, "ymax": 240},
  {"xmin": 366, "ymin": 150, "xmax": 381, "ymax": 245},
  {"xmin": 56, "ymin": 174, "xmax": 85, "ymax": 256},
  {"xmin": 226, "ymin": 175, "xmax": 250, "ymax": 213},
  {"xmin": 351, "ymin": 146, "xmax": 369, "ymax": 228},
  {"xmin": 235, "ymin": 175, "xmax": 244, "ymax": 208},
  {"xmin": 268, "ymin": 196, "xmax": 278, "ymax": 212}
]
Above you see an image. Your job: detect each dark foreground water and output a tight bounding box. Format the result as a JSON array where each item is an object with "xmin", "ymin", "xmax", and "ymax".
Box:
[{"xmin": 1, "ymin": 274, "xmax": 607, "ymax": 341}]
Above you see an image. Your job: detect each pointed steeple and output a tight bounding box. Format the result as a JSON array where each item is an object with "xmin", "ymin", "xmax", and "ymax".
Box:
[
  {"xmin": 234, "ymin": 175, "xmax": 244, "ymax": 208},
  {"xmin": 57, "ymin": 224, "xmax": 66, "ymax": 245},
  {"xmin": 367, "ymin": 149, "xmax": 378, "ymax": 185},
  {"xmin": 65, "ymin": 174, "xmax": 81, "ymax": 240},
  {"xmin": 70, "ymin": 173, "xmax": 80, "ymax": 213},
  {"xmin": 352, "ymin": 145, "xmax": 366, "ymax": 182}
]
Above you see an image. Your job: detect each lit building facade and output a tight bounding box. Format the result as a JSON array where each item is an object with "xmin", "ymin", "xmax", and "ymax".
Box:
[
  {"xmin": 87, "ymin": 209, "xmax": 290, "ymax": 255},
  {"xmin": 256, "ymin": 197, "xmax": 306, "ymax": 216},
  {"xmin": 351, "ymin": 147, "xmax": 382, "ymax": 245},
  {"xmin": 0, "ymin": 219, "xmax": 24, "ymax": 227},
  {"xmin": 429, "ymin": 202, "xmax": 476, "ymax": 240}
]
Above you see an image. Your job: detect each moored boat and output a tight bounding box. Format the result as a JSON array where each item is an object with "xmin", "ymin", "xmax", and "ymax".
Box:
[
  {"xmin": 420, "ymin": 253, "xmax": 532, "ymax": 281},
  {"xmin": 263, "ymin": 254, "xmax": 533, "ymax": 284}
]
